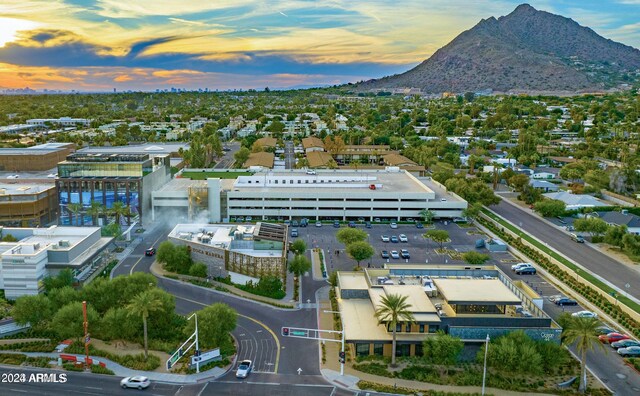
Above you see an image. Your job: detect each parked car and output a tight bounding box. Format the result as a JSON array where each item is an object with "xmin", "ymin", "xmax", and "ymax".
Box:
[
  {"xmin": 516, "ymin": 266, "xmax": 537, "ymax": 275},
  {"xmin": 390, "ymin": 222, "xmax": 398, "ymax": 229},
  {"xmin": 236, "ymin": 360, "xmax": 253, "ymax": 378},
  {"xmin": 618, "ymin": 346, "xmax": 640, "ymax": 357},
  {"xmin": 290, "ymin": 228, "xmax": 298, "ymax": 237},
  {"xmin": 333, "ymin": 220, "xmax": 340, "ymax": 228},
  {"xmin": 381, "ymin": 235, "xmax": 390, "ymax": 242},
  {"xmin": 390, "ymin": 250, "xmax": 400, "ymax": 259},
  {"xmin": 599, "ymin": 333, "xmax": 631, "ymax": 344},
  {"xmin": 145, "ymin": 248, "xmax": 156, "ymax": 256},
  {"xmin": 390, "ymin": 236, "xmax": 399, "ymax": 243},
  {"xmin": 315, "ymin": 221, "xmax": 322, "ymax": 227},
  {"xmin": 300, "ymin": 218, "xmax": 309, "ymax": 227},
  {"xmin": 305, "ymin": 169, "xmax": 316, "ymax": 175},
  {"xmin": 611, "ymin": 339, "xmax": 640, "ymax": 350},
  {"xmin": 400, "ymin": 249, "xmax": 410, "ymax": 259},
  {"xmin": 399, "ymin": 234, "xmax": 408, "ymax": 242},
  {"xmin": 120, "ymin": 376, "xmax": 150, "ymax": 390},
  {"xmin": 571, "ymin": 310, "xmax": 597, "ymax": 318},
  {"xmin": 292, "ymin": 220, "xmax": 299, "ymax": 227},
  {"xmin": 374, "ymin": 217, "xmax": 381, "ymax": 222},
  {"xmin": 571, "ymin": 233, "xmax": 585, "ymax": 243},
  {"xmin": 548, "ymin": 295, "xmax": 563, "ymax": 303},
  {"xmin": 365, "ymin": 221, "xmax": 372, "ymax": 228},
  {"xmin": 348, "ymin": 221, "xmax": 356, "ymax": 228},
  {"xmin": 554, "ymin": 297, "xmax": 578, "ymax": 306},
  {"xmin": 381, "ymin": 250, "xmax": 390, "ymax": 259},
  {"xmin": 511, "ymin": 263, "xmax": 533, "ymax": 271},
  {"xmin": 596, "ymin": 326, "xmax": 617, "ymax": 335},
  {"xmin": 416, "ymin": 222, "xmax": 424, "ymax": 229}
]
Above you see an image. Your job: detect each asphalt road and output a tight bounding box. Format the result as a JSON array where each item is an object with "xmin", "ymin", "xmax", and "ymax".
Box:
[
  {"xmin": 111, "ymin": 224, "xmax": 172, "ymax": 278},
  {"xmin": 491, "ymin": 199, "xmax": 640, "ymax": 301},
  {"xmin": 494, "ymin": 258, "xmax": 640, "ymax": 393},
  {"xmin": 284, "ymin": 141, "xmax": 295, "ymax": 169},
  {"xmin": 214, "ymin": 142, "xmax": 241, "ymax": 169}
]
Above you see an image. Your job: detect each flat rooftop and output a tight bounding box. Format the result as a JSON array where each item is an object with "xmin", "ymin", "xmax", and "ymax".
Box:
[
  {"xmin": 0, "ymin": 183, "xmax": 55, "ymax": 195},
  {"xmin": 0, "ymin": 226, "xmax": 102, "ymax": 256},
  {"xmin": 338, "ymin": 272, "xmax": 369, "ymax": 290},
  {"xmin": 433, "ymin": 278, "xmax": 522, "ymax": 305},
  {"xmin": 0, "ymin": 143, "xmax": 72, "ymax": 155},
  {"xmin": 78, "ymin": 143, "xmax": 189, "ymax": 155},
  {"xmin": 231, "ymin": 169, "xmax": 436, "ymax": 195},
  {"xmin": 155, "ymin": 178, "xmax": 204, "ymax": 192}
]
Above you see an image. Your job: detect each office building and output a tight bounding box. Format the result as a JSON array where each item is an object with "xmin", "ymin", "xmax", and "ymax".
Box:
[
  {"xmin": 337, "ymin": 265, "xmax": 560, "ymax": 358},
  {"xmin": 56, "ymin": 152, "xmax": 171, "ymax": 226},
  {"xmin": 153, "ymin": 168, "xmax": 467, "ymax": 223},
  {"xmin": 26, "ymin": 117, "xmax": 90, "ymax": 128},
  {"xmin": 0, "ymin": 143, "xmax": 75, "ymax": 172},
  {"xmin": 0, "ymin": 184, "xmax": 58, "ymax": 227},
  {"xmin": 0, "ymin": 226, "xmax": 113, "ymax": 299},
  {"xmin": 168, "ymin": 222, "xmax": 287, "ymax": 281}
]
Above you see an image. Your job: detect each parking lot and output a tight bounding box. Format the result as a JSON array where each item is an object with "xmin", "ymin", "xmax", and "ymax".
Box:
[{"xmin": 290, "ymin": 220, "xmax": 513, "ymax": 271}]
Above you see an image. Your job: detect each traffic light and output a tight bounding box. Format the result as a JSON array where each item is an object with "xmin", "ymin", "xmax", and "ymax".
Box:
[
  {"xmin": 339, "ymin": 351, "xmax": 345, "ymax": 364},
  {"xmin": 282, "ymin": 327, "xmax": 289, "ymax": 336}
]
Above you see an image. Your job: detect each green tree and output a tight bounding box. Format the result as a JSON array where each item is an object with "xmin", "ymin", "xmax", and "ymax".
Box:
[
  {"xmin": 335, "ymin": 228, "xmax": 368, "ymax": 246},
  {"xmin": 374, "ymin": 294, "xmax": 415, "ymax": 367},
  {"xmin": 67, "ymin": 202, "xmax": 83, "ymax": 226},
  {"xmin": 519, "ymin": 183, "xmax": 543, "ymax": 204},
  {"xmin": 48, "ymin": 286, "xmax": 81, "ymax": 310},
  {"xmin": 111, "ymin": 201, "xmax": 131, "ymax": 225},
  {"xmin": 574, "ymin": 217, "xmax": 609, "ymax": 237},
  {"xmin": 563, "ymin": 317, "xmax": 604, "ymax": 393},
  {"xmin": 126, "ymin": 290, "xmax": 165, "ymax": 360},
  {"xmin": 51, "ymin": 301, "xmax": 100, "ymax": 340},
  {"xmin": 42, "ymin": 268, "xmax": 75, "ymax": 292},
  {"xmin": 1, "ymin": 233, "xmax": 17, "ymax": 242},
  {"xmin": 604, "ymin": 225, "xmax": 627, "ymax": 247},
  {"xmin": 290, "ymin": 239, "xmax": 307, "ymax": 255},
  {"xmin": 100, "ymin": 307, "xmax": 140, "ymax": 341},
  {"xmin": 86, "ymin": 201, "xmax": 104, "ymax": 226},
  {"xmin": 424, "ymin": 229, "xmax": 449, "ymax": 249},
  {"xmin": 189, "ymin": 263, "xmax": 208, "ymax": 278},
  {"xmin": 183, "ymin": 303, "xmax": 237, "ymax": 350},
  {"xmin": 534, "ymin": 199, "xmax": 566, "ymax": 217},
  {"xmin": 346, "ymin": 241, "xmax": 375, "ymax": 267},
  {"xmin": 419, "ymin": 209, "xmax": 435, "ymax": 224},
  {"xmin": 422, "ymin": 331, "xmax": 464, "ymax": 365},
  {"xmin": 11, "ymin": 294, "xmax": 53, "ymax": 329},
  {"xmin": 508, "ymin": 174, "xmax": 530, "ymax": 192},
  {"xmin": 462, "ymin": 251, "xmax": 490, "ymax": 265},
  {"xmin": 157, "ymin": 241, "xmax": 176, "ymax": 266},
  {"xmin": 289, "ymin": 254, "xmax": 311, "ymax": 277},
  {"xmin": 234, "ymin": 147, "xmax": 250, "ymax": 167},
  {"xmin": 623, "ymin": 234, "xmax": 640, "ymax": 257},
  {"xmin": 584, "ymin": 169, "xmax": 610, "ymax": 190}
]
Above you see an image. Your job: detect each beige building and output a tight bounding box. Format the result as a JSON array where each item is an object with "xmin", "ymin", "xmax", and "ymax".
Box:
[{"xmin": 336, "ymin": 265, "xmax": 560, "ymax": 358}]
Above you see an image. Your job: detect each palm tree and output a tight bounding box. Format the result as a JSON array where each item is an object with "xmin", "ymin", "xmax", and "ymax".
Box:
[
  {"xmin": 67, "ymin": 203, "xmax": 83, "ymax": 226},
  {"xmin": 111, "ymin": 201, "xmax": 131, "ymax": 225},
  {"xmin": 86, "ymin": 201, "xmax": 103, "ymax": 226},
  {"xmin": 126, "ymin": 290, "xmax": 164, "ymax": 360},
  {"xmin": 562, "ymin": 316, "xmax": 604, "ymax": 393},
  {"xmin": 419, "ymin": 209, "xmax": 435, "ymax": 225},
  {"xmin": 374, "ymin": 293, "xmax": 415, "ymax": 366}
]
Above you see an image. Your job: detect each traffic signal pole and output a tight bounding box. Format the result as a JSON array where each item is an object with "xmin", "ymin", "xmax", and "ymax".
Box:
[{"xmin": 340, "ymin": 325, "xmax": 345, "ymax": 376}]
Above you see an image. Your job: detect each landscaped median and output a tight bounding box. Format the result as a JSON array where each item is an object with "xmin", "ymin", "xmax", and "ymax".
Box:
[{"xmin": 479, "ymin": 209, "xmax": 640, "ymax": 337}]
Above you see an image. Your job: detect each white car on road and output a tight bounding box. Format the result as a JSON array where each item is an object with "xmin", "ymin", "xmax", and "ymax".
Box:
[
  {"xmin": 511, "ymin": 262, "xmax": 533, "ymax": 271},
  {"xmin": 381, "ymin": 235, "xmax": 390, "ymax": 242},
  {"xmin": 571, "ymin": 310, "xmax": 597, "ymax": 318},
  {"xmin": 390, "ymin": 250, "xmax": 400, "ymax": 259},
  {"xmin": 399, "ymin": 234, "xmax": 408, "ymax": 242},
  {"xmin": 236, "ymin": 360, "xmax": 252, "ymax": 378},
  {"xmin": 390, "ymin": 222, "xmax": 398, "ymax": 229},
  {"xmin": 120, "ymin": 376, "xmax": 150, "ymax": 389}
]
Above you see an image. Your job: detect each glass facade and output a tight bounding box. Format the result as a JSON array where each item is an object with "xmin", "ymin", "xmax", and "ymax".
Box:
[{"xmin": 355, "ymin": 343, "xmax": 370, "ymax": 357}]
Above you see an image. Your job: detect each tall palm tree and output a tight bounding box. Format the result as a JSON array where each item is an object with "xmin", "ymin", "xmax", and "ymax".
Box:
[
  {"xmin": 67, "ymin": 203, "xmax": 83, "ymax": 226},
  {"xmin": 126, "ymin": 290, "xmax": 164, "ymax": 360},
  {"xmin": 562, "ymin": 316, "xmax": 604, "ymax": 393},
  {"xmin": 111, "ymin": 201, "xmax": 131, "ymax": 225},
  {"xmin": 374, "ymin": 293, "xmax": 415, "ymax": 366},
  {"xmin": 86, "ymin": 201, "xmax": 103, "ymax": 226},
  {"xmin": 419, "ymin": 209, "xmax": 435, "ymax": 225}
]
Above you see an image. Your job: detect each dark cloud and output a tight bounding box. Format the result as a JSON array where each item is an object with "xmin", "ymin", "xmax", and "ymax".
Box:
[{"xmin": 0, "ymin": 29, "xmax": 413, "ymax": 79}]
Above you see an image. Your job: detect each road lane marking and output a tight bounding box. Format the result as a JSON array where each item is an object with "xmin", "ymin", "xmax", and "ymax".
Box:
[
  {"xmin": 173, "ymin": 295, "xmax": 280, "ymax": 373},
  {"xmin": 129, "ymin": 255, "xmax": 143, "ymax": 275}
]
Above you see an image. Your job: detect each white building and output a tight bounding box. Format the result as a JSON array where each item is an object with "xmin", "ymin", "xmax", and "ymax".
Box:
[
  {"xmin": 27, "ymin": 117, "xmax": 90, "ymax": 128},
  {"xmin": 0, "ymin": 226, "xmax": 113, "ymax": 299},
  {"xmin": 153, "ymin": 169, "xmax": 467, "ymax": 223}
]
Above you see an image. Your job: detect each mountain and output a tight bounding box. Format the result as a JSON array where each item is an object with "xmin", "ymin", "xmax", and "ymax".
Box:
[{"xmin": 359, "ymin": 4, "xmax": 640, "ymax": 94}]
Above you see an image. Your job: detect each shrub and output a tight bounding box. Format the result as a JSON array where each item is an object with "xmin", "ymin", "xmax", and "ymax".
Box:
[
  {"xmin": 90, "ymin": 364, "xmax": 115, "ymax": 375},
  {"xmin": 0, "ymin": 353, "xmax": 27, "ymax": 365},
  {"xmin": 24, "ymin": 356, "xmax": 52, "ymax": 368},
  {"xmin": 63, "ymin": 362, "xmax": 84, "ymax": 372}
]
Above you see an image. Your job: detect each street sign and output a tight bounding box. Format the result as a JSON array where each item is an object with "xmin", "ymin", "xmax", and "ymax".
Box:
[
  {"xmin": 191, "ymin": 348, "xmax": 221, "ymax": 365},
  {"xmin": 84, "ymin": 334, "xmax": 91, "ymax": 345},
  {"xmin": 291, "ymin": 329, "xmax": 308, "ymax": 337}
]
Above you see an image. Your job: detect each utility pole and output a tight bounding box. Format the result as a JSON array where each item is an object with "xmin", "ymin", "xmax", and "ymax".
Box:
[
  {"xmin": 189, "ymin": 313, "xmax": 200, "ymax": 373},
  {"xmin": 82, "ymin": 301, "xmax": 90, "ymax": 370},
  {"xmin": 482, "ymin": 334, "xmax": 490, "ymax": 395}
]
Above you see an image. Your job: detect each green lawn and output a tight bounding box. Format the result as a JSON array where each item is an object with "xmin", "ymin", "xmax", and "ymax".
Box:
[
  {"xmin": 180, "ymin": 171, "xmax": 251, "ymax": 180},
  {"xmin": 482, "ymin": 208, "xmax": 640, "ymax": 314}
]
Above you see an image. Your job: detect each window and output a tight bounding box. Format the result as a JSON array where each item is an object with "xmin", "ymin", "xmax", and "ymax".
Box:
[
  {"xmin": 415, "ymin": 343, "xmax": 423, "ymax": 357},
  {"xmin": 355, "ymin": 343, "xmax": 370, "ymax": 357},
  {"xmin": 395, "ymin": 344, "xmax": 410, "ymax": 357},
  {"xmin": 429, "ymin": 325, "xmax": 439, "ymax": 334},
  {"xmin": 405, "ymin": 323, "xmax": 411, "ymax": 332},
  {"xmin": 373, "ymin": 343, "xmax": 384, "ymax": 356},
  {"xmin": 419, "ymin": 324, "xmax": 425, "ymax": 333},
  {"xmin": 395, "ymin": 323, "xmax": 402, "ymax": 332}
]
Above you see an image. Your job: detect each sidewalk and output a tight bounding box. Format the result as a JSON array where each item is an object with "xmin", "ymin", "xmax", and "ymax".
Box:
[{"xmin": 0, "ymin": 351, "xmax": 226, "ymax": 384}]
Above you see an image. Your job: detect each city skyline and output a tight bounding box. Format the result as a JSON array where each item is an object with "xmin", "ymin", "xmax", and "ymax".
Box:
[{"xmin": 1, "ymin": 0, "xmax": 639, "ymax": 92}]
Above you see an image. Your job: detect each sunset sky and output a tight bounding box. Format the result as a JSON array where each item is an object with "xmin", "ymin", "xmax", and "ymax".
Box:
[{"xmin": 0, "ymin": 0, "xmax": 639, "ymax": 91}]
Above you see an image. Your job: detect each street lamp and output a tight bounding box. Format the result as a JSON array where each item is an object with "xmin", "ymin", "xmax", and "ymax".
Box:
[
  {"xmin": 482, "ymin": 334, "xmax": 490, "ymax": 395},
  {"xmin": 188, "ymin": 313, "xmax": 200, "ymax": 373}
]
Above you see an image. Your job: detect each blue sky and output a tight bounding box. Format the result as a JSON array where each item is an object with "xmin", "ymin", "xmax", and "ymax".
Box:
[{"xmin": 0, "ymin": 0, "xmax": 638, "ymax": 91}]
